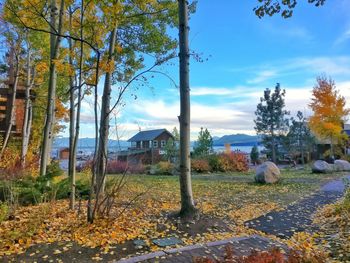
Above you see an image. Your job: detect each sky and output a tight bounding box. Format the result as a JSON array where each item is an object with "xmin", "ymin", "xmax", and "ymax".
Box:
[{"xmin": 63, "ymin": 0, "xmax": 350, "ymax": 141}]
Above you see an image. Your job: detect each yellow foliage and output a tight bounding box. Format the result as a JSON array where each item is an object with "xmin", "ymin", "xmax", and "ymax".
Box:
[{"xmin": 308, "ymin": 77, "xmax": 349, "ymax": 143}]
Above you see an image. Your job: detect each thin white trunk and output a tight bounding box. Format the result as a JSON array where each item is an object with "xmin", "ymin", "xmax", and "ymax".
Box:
[
  {"xmin": 94, "ymin": 28, "xmax": 117, "ymax": 214},
  {"xmin": 21, "ymin": 48, "xmax": 33, "ymax": 166},
  {"xmin": 40, "ymin": 0, "xmax": 64, "ymax": 176}
]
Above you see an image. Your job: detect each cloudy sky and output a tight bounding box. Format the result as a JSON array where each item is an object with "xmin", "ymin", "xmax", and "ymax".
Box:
[{"xmin": 61, "ymin": 0, "xmax": 350, "ymax": 140}]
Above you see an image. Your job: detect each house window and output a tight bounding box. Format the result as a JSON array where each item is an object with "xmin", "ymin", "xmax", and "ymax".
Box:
[
  {"xmin": 153, "ymin": 140, "xmax": 158, "ymax": 148},
  {"xmin": 161, "ymin": 140, "xmax": 166, "ymax": 148}
]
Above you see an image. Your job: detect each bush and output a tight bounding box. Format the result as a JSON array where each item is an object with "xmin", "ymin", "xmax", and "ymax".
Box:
[
  {"xmin": 194, "ymin": 245, "xmax": 326, "ymax": 263},
  {"xmin": 106, "ymin": 160, "xmax": 145, "ymax": 174},
  {"xmin": 55, "ymin": 178, "xmax": 90, "ymax": 200},
  {"xmin": 0, "ymin": 202, "xmax": 8, "ymax": 222},
  {"xmin": 45, "ymin": 161, "xmax": 64, "ymax": 179},
  {"xmin": 17, "ymin": 187, "xmax": 43, "ymax": 205},
  {"xmin": 150, "ymin": 161, "xmax": 175, "ymax": 175},
  {"xmin": 217, "ymin": 152, "xmax": 249, "ymax": 172},
  {"xmin": 250, "ymin": 146, "xmax": 259, "ymax": 164},
  {"xmin": 191, "ymin": 159, "xmax": 210, "ymax": 173},
  {"xmin": 107, "ymin": 160, "xmax": 128, "ymax": 174},
  {"xmin": 207, "ymin": 154, "xmax": 221, "ymax": 172}
]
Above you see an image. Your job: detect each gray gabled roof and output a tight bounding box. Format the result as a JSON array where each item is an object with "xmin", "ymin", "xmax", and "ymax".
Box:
[{"xmin": 128, "ymin": 129, "xmax": 173, "ymax": 142}]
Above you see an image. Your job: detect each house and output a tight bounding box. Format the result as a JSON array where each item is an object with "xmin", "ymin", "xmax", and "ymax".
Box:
[
  {"xmin": 59, "ymin": 148, "xmax": 70, "ymax": 160},
  {"xmin": 0, "ymin": 51, "xmax": 35, "ymax": 139},
  {"xmin": 128, "ymin": 128, "xmax": 174, "ymax": 151},
  {"xmin": 118, "ymin": 129, "xmax": 174, "ymax": 164}
]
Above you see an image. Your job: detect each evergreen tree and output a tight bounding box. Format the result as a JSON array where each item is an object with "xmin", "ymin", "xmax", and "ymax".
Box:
[
  {"xmin": 164, "ymin": 127, "xmax": 180, "ymax": 162},
  {"xmin": 193, "ymin": 127, "xmax": 213, "ymax": 157},
  {"xmin": 254, "ymin": 83, "xmax": 289, "ymax": 163},
  {"xmin": 250, "ymin": 145, "xmax": 259, "ymax": 165},
  {"xmin": 287, "ymin": 111, "xmax": 315, "ymax": 164}
]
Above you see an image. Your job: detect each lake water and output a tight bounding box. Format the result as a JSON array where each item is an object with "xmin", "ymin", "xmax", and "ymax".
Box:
[
  {"xmin": 52, "ymin": 145, "xmax": 263, "ymax": 158},
  {"xmin": 55, "ymin": 145, "xmax": 264, "ymax": 171}
]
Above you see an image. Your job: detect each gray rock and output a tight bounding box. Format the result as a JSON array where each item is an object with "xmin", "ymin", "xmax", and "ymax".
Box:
[
  {"xmin": 152, "ymin": 236, "xmax": 182, "ymax": 247},
  {"xmin": 255, "ymin": 161, "xmax": 280, "ymax": 184},
  {"xmin": 312, "ymin": 160, "xmax": 332, "ymax": 173},
  {"xmin": 334, "ymin": 159, "xmax": 350, "ymax": 171}
]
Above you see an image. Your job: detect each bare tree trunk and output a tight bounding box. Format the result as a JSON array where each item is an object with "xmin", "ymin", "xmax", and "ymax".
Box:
[
  {"xmin": 330, "ymin": 135, "xmax": 334, "ymax": 161},
  {"xmin": 67, "ymin": 3, "xmax": 84, "ymax": 210},
  {"xmin": 21, "ymin": 47, "xmax": 33, "ymax": 166},
  {"xmin": 40, "ymin": 0, "xmax": 64, "ymax": 176},
  {"xmin": 0, "ymin": 49, "xmax": 19, "ymax": 158},
  {"xmin": 95, "ymin": 28, "xmax": 117, "ymax": 207},
  {"xmin": 271, "ymin": 129, "xmax": 276, "ymax": 163},
  {"xmin": 87, "ymin": 51, "xmax": 100, "ymax": 223},
  {"xmin": 299, "ymin": 135, "xmax": 305, "ymax": 166},
  {"xmin": 68, "ymin": 32, "xmax": 76, "ymax": 209},
  {"xmin": 178, "ymin": 0, "xmax": 196, "ymax": 219}
]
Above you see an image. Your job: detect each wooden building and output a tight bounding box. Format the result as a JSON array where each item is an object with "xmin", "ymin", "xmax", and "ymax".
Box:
[
  {"xmin": 0, "ymin": 50, "xmax": 34, "ymax": 139},
  {"xmin": 0, "ymin": 84, "xmax": 26, "ymax": 138},
  {"xmin": 59, "ymin": 148, "xmax": 70, "ymax": 160},
  {"xmin": 128, "ymin": 129, "xmax": 174, "ymax": 150},
  {"xmin": 119, "ymin": 129, "xmax": 174, "ymax": 164}
]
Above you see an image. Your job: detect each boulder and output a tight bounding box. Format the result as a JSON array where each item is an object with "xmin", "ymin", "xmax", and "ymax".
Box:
[
  {"xmin": 334, "ymin": 159, "xmax": 350, "ymax": 171},
  {"xmin": 255, "ymin": 161, "xmax": 280, "ymax": 184},
  {"xmin": 312, "ymin": 160, "xmax": 332, "ymax": 173}
]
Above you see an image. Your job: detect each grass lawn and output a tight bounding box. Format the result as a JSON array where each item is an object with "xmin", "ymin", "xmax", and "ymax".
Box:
[{"xmin": 0, "ymin": 168, "xmax": 346, "ymax": 262}]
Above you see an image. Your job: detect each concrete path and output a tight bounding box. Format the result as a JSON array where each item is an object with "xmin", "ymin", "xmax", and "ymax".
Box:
[
  {"xmin": 245, "ymin": 176, "xmax": 350, "ymax": 238},
  {"xmin": 116, "ymin": 235, "xmax": 285, "ymax": 263},
  {"xmin": 116, "ymin": 176, "xmax": 349, "ymax": 262}
]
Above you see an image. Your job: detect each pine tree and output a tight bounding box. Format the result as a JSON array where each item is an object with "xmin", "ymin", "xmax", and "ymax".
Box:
[
  {"xmin": 250, "ymin": 145, "xmax": 259, "ymax": 165},
  {"xmin": 193, "ymin": 127, "xmax": 213, "ymax": 157},
  {"xmin": 254, "ymin": 83, "xmax": 289, "ymax": 163},
  {"xmin": 287, "ymin": 111, "xmax": 315, "ymax": 165}
]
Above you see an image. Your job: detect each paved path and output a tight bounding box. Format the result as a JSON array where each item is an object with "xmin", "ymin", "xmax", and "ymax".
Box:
[
  {"xmin": 245, "ymin": 175, "xmax": 350, "ymax": 238},
  {"xmin": 116, "ymin": 235, "xmax": 285, "ymax": 263},
  {"xmin": 116, "ymin": 176, "xmax": 349, "ymax": 262}
]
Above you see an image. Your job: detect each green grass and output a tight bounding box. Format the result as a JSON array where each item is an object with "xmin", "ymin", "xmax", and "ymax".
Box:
[{"xmin": 105, "ymin": 168, "xmax": 346, "ymax": 219}]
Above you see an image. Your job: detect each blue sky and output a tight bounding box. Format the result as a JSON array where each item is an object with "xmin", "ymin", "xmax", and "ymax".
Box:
[{"xmin": 68, "ymin": 0, "xmax": 350, "ymax": 140}]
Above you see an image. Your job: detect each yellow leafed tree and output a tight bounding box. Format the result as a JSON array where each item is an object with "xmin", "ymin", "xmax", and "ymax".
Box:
[{"xmin": 308, "ymin": 77, "xmax": 350, "ymax": 158}]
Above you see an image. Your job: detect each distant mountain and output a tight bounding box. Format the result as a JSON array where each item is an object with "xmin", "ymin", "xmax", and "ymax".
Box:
[
  {"xmin": 53, "ymin": 137, "xmax": 129, "ymax": 149},
  {"xmin": 213, "ymin": 134, "xmax": 260, "ymax": 146},
  {"xmin": 54, "ymin": 133, "xmax": 260, "ymax": 150}
]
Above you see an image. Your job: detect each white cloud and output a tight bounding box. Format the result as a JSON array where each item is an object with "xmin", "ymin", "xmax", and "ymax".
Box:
[
  {"xmin": 239, "ymin": 56, "xmax": 350, "ymax": 85},
  {"xmin": 334, "ymin": 28, "xmax": 350, "ymax": 46},
  {"xmin": 191, "ymin": 87, "xmax": 235, "ymax": 96},
  {"xmin": 62, "ymin": 80, "xmax": 350, "ymax": 139},
  {"xmin": 247, "ymin": 70, "xmax": 277, "ymax": 84}
]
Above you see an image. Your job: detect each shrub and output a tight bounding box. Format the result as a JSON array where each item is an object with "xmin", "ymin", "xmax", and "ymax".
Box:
[
  {"xmin": 107, "ymin": 160, "xmax": 128, "ymax": 174},
  {"xmin": 194, "ymin": 245, "xmax": 326, "ymax": 263},
  {"xmin": 191, "ymin": 159, "xmax": 210, "ymax": 173},
  {"xmin": 217, "ymin": 152, "xmax": 249, "ymax": 172},
  {"xmin": 0, "ymin": 202, "xmax": 8, "ymax": 222},
  {"xmin": 46, "ymin": 161, "xmax": 64, "ymax": 179},
  {"xmin": 250, "ymin": 146, "xmax": 259, "ymax": 164},
  {"xmin": 106, "ymin": 160, "xmax": 145, "ymax": 174},
  {"xmin": 55, "ymin": 178, "xmax": 91, "ymax": 200},
  {"xmin": 207, "ymin": 154, "xmax": 221, "ymax": 172},
  {"xmin": 18, "ymin": 187, "xmax": 43, "ymax": 206},
  {"xmin": 150, "ymin": 161, "xmax": 175, "ymax": 175}
]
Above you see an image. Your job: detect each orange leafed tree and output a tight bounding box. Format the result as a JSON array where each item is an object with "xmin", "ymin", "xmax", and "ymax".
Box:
[{"xmin": 308, "ymin": 77, "xmax": 350, "ymax": 158}]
